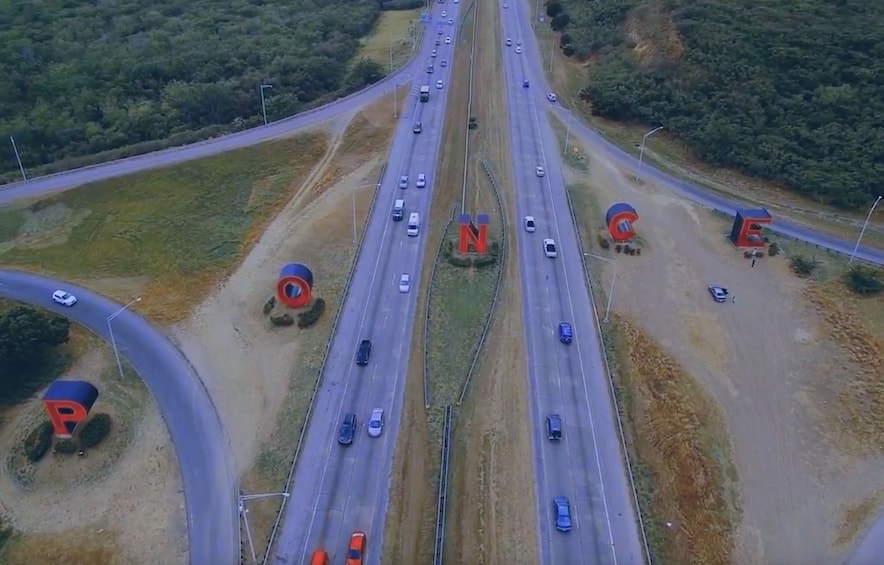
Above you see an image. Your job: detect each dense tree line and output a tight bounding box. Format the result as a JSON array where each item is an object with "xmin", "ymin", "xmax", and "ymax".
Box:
[
  {"xmin": 548, "ymin": 0, "xmax": 884, "ymax": 209},
  {"xmin": 0, "ymin": 0, "xmax": 422, "ymax": 179},
  {"xmin": 0, "ymin": 305, "xmax": 71, "ymax": 405}
]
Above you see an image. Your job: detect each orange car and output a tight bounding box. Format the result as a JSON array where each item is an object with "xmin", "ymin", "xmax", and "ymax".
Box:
[{"xmin": 345, "ymin": 531, "xmax": 367, "ymax": 565}]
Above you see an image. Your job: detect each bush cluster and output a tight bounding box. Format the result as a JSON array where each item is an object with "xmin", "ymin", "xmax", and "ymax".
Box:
[
  {"xmin": 23, "ymin": 420, "xmax": 53, "ymax": 463},
  {"xmin": 845, "ymin": 266, "xmax": 883, "ymax": 295},
  {"xmin": 444, "ymin": 240, "xmax": 501, "ymax": 268},
  {"xmin": 597, "ymin": 235, "xmax": 611, "ymax": 249},
  {"xmin": 54, "ymin": 439, "xmax": 78, "ymax": 455},
  {"xmin": 297, "ymin": 298, "xmax": 327, "ymax": 328},
  {"xmin": 262, "ymin": 296, "xmax": 276, "ymax": 316},
  {"xmin": 270, "ymin": 314, "xmax": 295, "ymax": 327},
  {"xmin": 790, "ymin": 255, "xmax": 819, "ymax": 277},
  {"xmin": 614, "ymin": 243, "xmax": 641, "ymax": 256},
  {"xmin": 79, "ymin": 413, "xmax": 112, "ymax": 448},
  {"xmin": 768, "ymin": 242, "xmax": 781, "ymax": 256}
]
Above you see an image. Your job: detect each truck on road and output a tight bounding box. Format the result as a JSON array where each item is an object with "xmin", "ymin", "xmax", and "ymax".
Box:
[{"xmin": 420, "ymin": 85, "xmax": 430, "ymax": 102}]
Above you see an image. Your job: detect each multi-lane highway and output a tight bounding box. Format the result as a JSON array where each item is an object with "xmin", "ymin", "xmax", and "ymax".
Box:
[
  {"xmin": 271, "ymin": 5, "xmax": 461, "ymax": 564},
  {"xmin": 501, "ymin": 0, "xmax": 645, "ymax": 563},
  {"xmin": 0, "ymin": 271, "xmax": 238, "ymax": 565}
]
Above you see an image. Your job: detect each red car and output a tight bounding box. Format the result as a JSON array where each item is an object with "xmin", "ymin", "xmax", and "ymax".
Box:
[{"xmin": 345, "ymin": 531, "xmax": 367, "ymax": 565}]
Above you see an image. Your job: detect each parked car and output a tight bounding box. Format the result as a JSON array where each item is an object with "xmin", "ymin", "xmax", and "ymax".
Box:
[
  {"xmin": 547, "ymin": 92, "xmax": 558, "ymax": 102},
  {"xmin": 367, "ymin": 408, "xmax": 384, "ymax": 437},
  {"xmin": 345, "ymin": 531, "xmax": 367, "ymax": 565},
  {"xmin": 524, "ymin": 216, "xmax": 536, "ymax": 233},
  {"xmin": 52, "ymin": 290, "xmax": 77, "ymax": 307},
  {"xmin": 543, "ymin": 239, "xmax": 557, "ymax": 258},
  {"xmin": 546, "ymin": 414, "xmax": 563, "ymax": 440},
  {"xmin": 398, "ymin": 175, "xmax": 409, "ymax": 189},
  {"xmin": 416, "ymin": 173, "xmax": 427, "ymax": 188},
  {"xmin": 356, "ymin": 339, "xmax": 372, "ymax": 365},
  {"xmin": 708, "ymin": 285, "xmax": 728, "ymax": 302},
  {"xmin": 553, "ymin": 497, "xmax": 572, "ymax": 532},
  {"xmin": 338, "ymin": 413, "xmax": 357, "ymax": 445},
  {"xmin": 558, "ymin": 322, "xmax": 573, "ymax": 344},
  {"xmin": 399, "ymin": 274, "xmax": 411, "ymax": 293}
]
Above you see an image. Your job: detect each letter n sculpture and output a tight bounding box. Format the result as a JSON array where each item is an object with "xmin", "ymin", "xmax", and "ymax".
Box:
[
  {"xmin": 276, "ymin": 263, "xmax": 315, "ymax": 308},
  {"xmin": 605, "ymin": 202, "xmax": 639, "ymax": 242},
  {"xmin": 729, "ymin": 208, "xmax": 771, "ymax": 248},
  {"xmin": 458, "ymin": 213, "xmax": 489, "ymax": 254},
  {"xmin": 42, "ymin": 380, "xmax": 100, "ymax": 438}
]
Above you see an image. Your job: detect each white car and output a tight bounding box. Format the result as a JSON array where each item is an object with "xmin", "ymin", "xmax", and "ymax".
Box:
[
  {"xmin": 506, "ymin": 38, "xmax": 513, "ymax": 46},
  {"xmin": 441, "ymin": 10, "xmax": 447, "ymax": 17},
  {"xmin": 52, "ymin": 290, "xmax": 77, "ymax": 307},
  {"xmin": 543, "ymin": 239, "xmax": 558, "ymax": 258},
  {"xmin": 440, "ymin": 59, "xmax": 447, "ymax": 67},
  {"xmin": 416, "ymin": 173, "xmax": 427, "ymax": 188},
  {"xmin": 436, "ymin": 80, "xmax": 444, "ymax": 89},
  {"xmin": 516, "ymin": 39, "xmax": 523, "ymax": 46},
  {"xmin": 399, "ymin": 274, "xmax": 411, "ymax": 293},
  {"xmin": 453, "ymin": 0, "xmax": 458, "ymax": 3},
  {"xmin": 398, "ymin": 175, "xmax": 409, "ymax": 189},
  {"xmin": 536, "ymin": 166, "xmax": 545, "ymax": 177},
  {"xmin": 547, "ymin": 92, "xmax": 558, "ymax": 102},
  {"xmin": 524, "ymin": 216, "xmax": 536, "ymax": 233},
  {"xmin": 431, "ymin": 49, "xmax": 437, "ymax": 58},
  {"xmin": 515, "ymin": 46, "xmax": 523, "ymax": 54},
  {"xmin": 448, "ymin": 18, "xmax": 454, "ymax": 24},
  {"xmin": 367, "ymin": 408, "xmax": 385, "ymax": 437},
  {"xmin": 445, "ymin": 36, "xmax": 452, "ymax": 44}
]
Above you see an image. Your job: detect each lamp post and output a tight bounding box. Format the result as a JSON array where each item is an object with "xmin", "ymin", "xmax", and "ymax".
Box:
[
  {"xmin": 564, "ymin": 109, "xmax": 573, "ymax": 152},
  {"xmin": 638, "ymin": 126, "xmax": 663, "ymax": 169},
  {"xmin": 351, "ymin": 182, "xmax": 383, "ymax": 243},
  {"xmin": 107, "ymin": 297, "xmax": 141, "ymax": 378},
  {"xmin": 848, "ymin": 195, "xmax": 883, "ymax": 266},
  {"xmin": 9, "ymin": 136, "xmax": 26, "ymax": 181},
  {"xmin": 239, "ymin": 492, "xmax": 289, "ymax": 563},
  {"xmin": 584, "ymin": 253, "xmax": 617, "ymax": 322},
  {"xmin": 390, "ymin": 40, "xmax": 398, "ymax": 119},
  {"xmin": 259, "ymin": 84, "xmax": 273, "ymax": 126}
]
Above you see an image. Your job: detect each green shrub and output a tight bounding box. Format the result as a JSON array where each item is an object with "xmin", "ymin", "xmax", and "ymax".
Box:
[
  {"xmin": 78, "ymin": 413, "xmax": 112, "ymax": 448},
  {"xmin": 23, "ymin": 420, "xmax": 53, "ymax": 463},
  {"xmin": 598, "ymin": 236, "xmax": 611, "ymax": 249},
  {"xmin": 270, "ymin": 314, "xmax": 295, "ymax": 327},
  {"xmin": 54, "ymin": 438, "xmax": 78, "ymax": 454},
  {"xmin": 768, "ymin": 242, "xmax": 780, "ymax": 256},
  {"xmin": 444, "ymin": 240, "xmax": 501, "ymax": 268},
  {"xmin": 297, "ymin": 298, "xmax": 327, "ymax": 328},
  {"xmin": 262, "ymin": 296, "xmax": 276, "ymax": 316},
  {"xmin": 790, "ymin": 255, "xmax": 819, "ymax": 277},
  {"xmin": 845, "ymin": 265, "xmax": 884, "ymax": 295}
]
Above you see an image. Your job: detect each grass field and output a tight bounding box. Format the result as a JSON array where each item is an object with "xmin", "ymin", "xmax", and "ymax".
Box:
[
  {"xmin": 0, "ymin": 133, "xmax": 328, "ymax": 324},
  {"xmin": 357, "ymin": 9, "xmax": 422, "ymax": 72}
]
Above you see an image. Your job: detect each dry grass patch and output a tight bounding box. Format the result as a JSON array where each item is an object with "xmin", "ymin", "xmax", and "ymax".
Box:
[
  {"xmin": 609, "ymin": 316, "xmax": 738, "ymax": 565},
  {"xmin": 835, "ymin": 490, "xmax": 884, "ymax": 549}
]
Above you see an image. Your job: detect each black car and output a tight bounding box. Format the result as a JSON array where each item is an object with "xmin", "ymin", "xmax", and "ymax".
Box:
[
  {"xmin": 338, "ymin": 413, "xmax": 357, "ymax": 445},
  {"xmin": 356, "ymin": 339, "xmax": 372, "ymax": 366},
  {"xmin": 546, "ymin": 414, "xmax": 562, "ymax": 440}
]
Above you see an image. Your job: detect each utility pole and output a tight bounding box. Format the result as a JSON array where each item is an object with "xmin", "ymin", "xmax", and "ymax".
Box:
[
  {"xmin": 9, "ymin": 136, "xmax": 26, "ymax": 181},
  {"xmin": 259, "ymin": 84, "xmax": 273, "ymax": 126},
  {"xmin": 638, "ymin": 126, "xmax": 663, "ymax": 169},
  {"xmin": 849, "ymin": 195, "xmax": 882, "ymax": 265}
]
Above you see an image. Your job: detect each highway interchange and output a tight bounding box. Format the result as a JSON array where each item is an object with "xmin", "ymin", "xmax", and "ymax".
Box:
[{"xmin": 0, "ymin": 0, "xmax": 883, "ymax": 563}]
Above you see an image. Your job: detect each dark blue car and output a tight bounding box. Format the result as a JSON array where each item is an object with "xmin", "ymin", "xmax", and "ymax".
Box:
[
  {"xmin": 558, "ymin": 323, "xmax": 573, "ymax": 344},
  {"xmin": 338, "ymin": 413, "xmax": 357, "ymax": 445},
  {"xmin": 553, "ymin": 497, "xmax": 572, "ymax": 532}
]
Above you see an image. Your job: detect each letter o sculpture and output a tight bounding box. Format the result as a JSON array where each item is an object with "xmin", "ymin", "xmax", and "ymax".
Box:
[
  {"xmin": 605, "ymin": 202, "xmax": 639, "ymax": 242},
  {"xmin": 276, "ymin": 263, "xmax": 315, "ymax": 308}
]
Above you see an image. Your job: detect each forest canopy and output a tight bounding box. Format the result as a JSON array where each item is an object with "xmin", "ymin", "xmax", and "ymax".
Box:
[
  {"xmin": 0, "ymin": 0, "xmax": 419, "ymax": 179},
  {"xmin": 549, "ymin": 0, "xmax": 884, "ymax": 209}
]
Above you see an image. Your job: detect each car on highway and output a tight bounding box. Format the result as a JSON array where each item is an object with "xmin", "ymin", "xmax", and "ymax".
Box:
[
  {"xmin": 435, "ymin": 38, "xmax": 441, "ymax": 46},
  {"xmin": 338, "ymin": 413, "xmax": 357, "ymax": 445},
  {"xmin": 345, "ymin": 531, "xmax": 367, "ymax": 565},
  {"xmin": 441, "ymin": 10, "xmax": 447, "ymax": 16},
  {"xmin": 436, "ymin": 80, "xmax": 444, "ymax": 89},
  {"xmin": 708, "ymin": 285, "xmax": 729, "ymax": 302},
  {"xmin": 431, "ymin": 49, "xmax": 437, "ymax": 58},
  {"xmin": 398, "ymin": 175, "xmax": 409, "ymax": 189},
  {"xmin": 543, "ymin": 239, "xmax": 558, "ymax": 258},
  {"xmin": 445, "ymin": 36, "xmax": 451, "ymax": 44},
  {"xmin": 553, "ymin": 497, "xmax": 572, "ymax": 532},
  {"xmin": 515, "ymin": 46, "xmax": 522, "ymax": 54},
  {"xmin": 416, "ymin": 173, "xmax": 427, "ymax": 188},
  {"xmin": 367, "ymin": 408, "xmax": 385, "ymax": 437},
  {"xmin": 438, "ymin": 27, "xmax": 444, "ymax": 35},
  {"xmin": 535, "ymin": 166, "xmax": 545, "ymax": 177},
  {"xmin": 522, "ymin": 79, "xmax": 530, "ymax": 88},
  {"xmin": 558, "ymin": 322, "xmax": 573, "ymax": 344},
  {"xmin": 440, "ymin": 59, "xmax": 447, "ymax": 67},
  {"xmin": 505, "ymin": 38, "xmax": 513, "ymax": 46},
  {"xmin": 547, "ymin": 92, "xmax": 558, "ymax": 102},
  {"xmin": 503, "ymin": 2, "xmax": 508, "ymax": 7},
  {"xmin": 51, "ymin": 290, "xmax": 78, "ymax": 307},
  {"xmin": 413, "ymin": 122, "xmax": 422, "ymax": 134},
  {"xmin": 356, "ymin": 339, "xmax": 372, "ymax": 365},
  {"xmin": 399, "ymin": 274, "xmax": 411, "ymax": 293},
  {"xmin": 516, "ymin": 39, "xmax": 523, "ymax": 46},
  {"xmin": 524, "ymin": 216, "xmax": 536, "ymax": 233},
  {"xmin": 448, "ymin": 17, "xmax": 453, "ymax": 24},
  {"xmin": 546, "ymin": 414, "xmax": 563, "ymax": 440}
]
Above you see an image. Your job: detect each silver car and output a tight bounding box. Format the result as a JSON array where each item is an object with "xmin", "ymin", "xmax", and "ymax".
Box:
[
  {"xmin": 398, "ymin": 175, "xmax": 409, "ymax": 189},
  {"xmin": 368, "ymin": 408, "xmax": 385, "ymax": 437}
]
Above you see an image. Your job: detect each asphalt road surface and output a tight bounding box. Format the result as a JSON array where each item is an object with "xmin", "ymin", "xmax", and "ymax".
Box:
[
  {"xmin": 0, "ymin": 270, "xmax": 238, "ymax": 565},
  {"xmin": 502, "ymin": 1, "xmax": 645, "ymax": 564},
  {"xmin": 271, "ymin": 7, "xmax": 461, "ymax": 564}
]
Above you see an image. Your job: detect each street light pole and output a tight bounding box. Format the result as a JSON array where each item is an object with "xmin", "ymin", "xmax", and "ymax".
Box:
[
  {"xmin": 849, "ymin": 195, "xmax": 883, "ymax": 266},
  {"xmin": 9, "ymin": 136, "xmax": 26, "ymax": 181},
  {"xmin": 564, "ymin": 109, "xmax": 573, "ymax": 152},
  {"xmin": 390, "ymin": 40, "xmax": 398, "ymax": 119},
  {"xmin": 604, "ymin": 269, "xmax": 617, "ymax": 323},
  {"xmin": 107, "ymin": 297, "xmax": 141, "ymax": 378},
  {"xmin": 638, "ymin": 126, "xmax": 663, "ymax": 169},
  {"xmin": 259, "ymin": 84, "xmax": 273, "ymax": 126}
]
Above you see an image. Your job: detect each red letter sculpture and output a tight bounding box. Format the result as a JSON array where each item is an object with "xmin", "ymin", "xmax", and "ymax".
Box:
[
  {"xmin": 42, "ymin": 380, "xmax": 100, "ymax": 438},
  {"xmin": 605, "ymin": 203, "xmax": 639, "ymax": 242},
  {"xmin": 276, "ymin": 263, "xmax": 315, "ymax": 308},
  {"xmin": 458, "ymin": 213, "xmax": 489, "ymax": 254},
  {"xmin": 729, "ymin": 208, "xmax": 771, "ymax": 248}
]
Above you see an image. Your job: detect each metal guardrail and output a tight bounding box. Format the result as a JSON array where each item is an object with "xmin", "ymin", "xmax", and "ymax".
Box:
[
  {"xmin": 257, "ymin": 162, "xmax": 388, "ymax": 565},
  {"xmin": 457, "ymin": 159, "xmax": 507, "ymax": 405},
  {"xmin": 564, "ymin": 189, "xmax": 653, "ymax": 565},
  {"xmin": 432, "ymin": 404, "xmax": 454, "ymax": 565},
  {"xmin": 424, "ymin": 204, "xmax": 460, "ymax": 409}
]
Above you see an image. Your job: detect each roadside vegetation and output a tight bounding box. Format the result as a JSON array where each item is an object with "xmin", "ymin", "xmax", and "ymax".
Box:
[
  {"xmin": 0, "ymin": 0, "xmax": 422, "ymax": 181},
  {"xmin": 544, "ymin": 0, "xmax": 883, "ymax": 209}
]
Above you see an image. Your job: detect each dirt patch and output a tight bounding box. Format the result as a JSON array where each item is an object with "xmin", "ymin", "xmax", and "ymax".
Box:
[
  {"xmin": 0, "ymin": 329, "xmax": 183, "ymax": 563},
  {"xmin": 170, "ymin": 93, "xmax": 398, "ymax": 560},
  {"xmin": 836, "ymin": 490, "xmax": 884, "ymax": 549}
]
